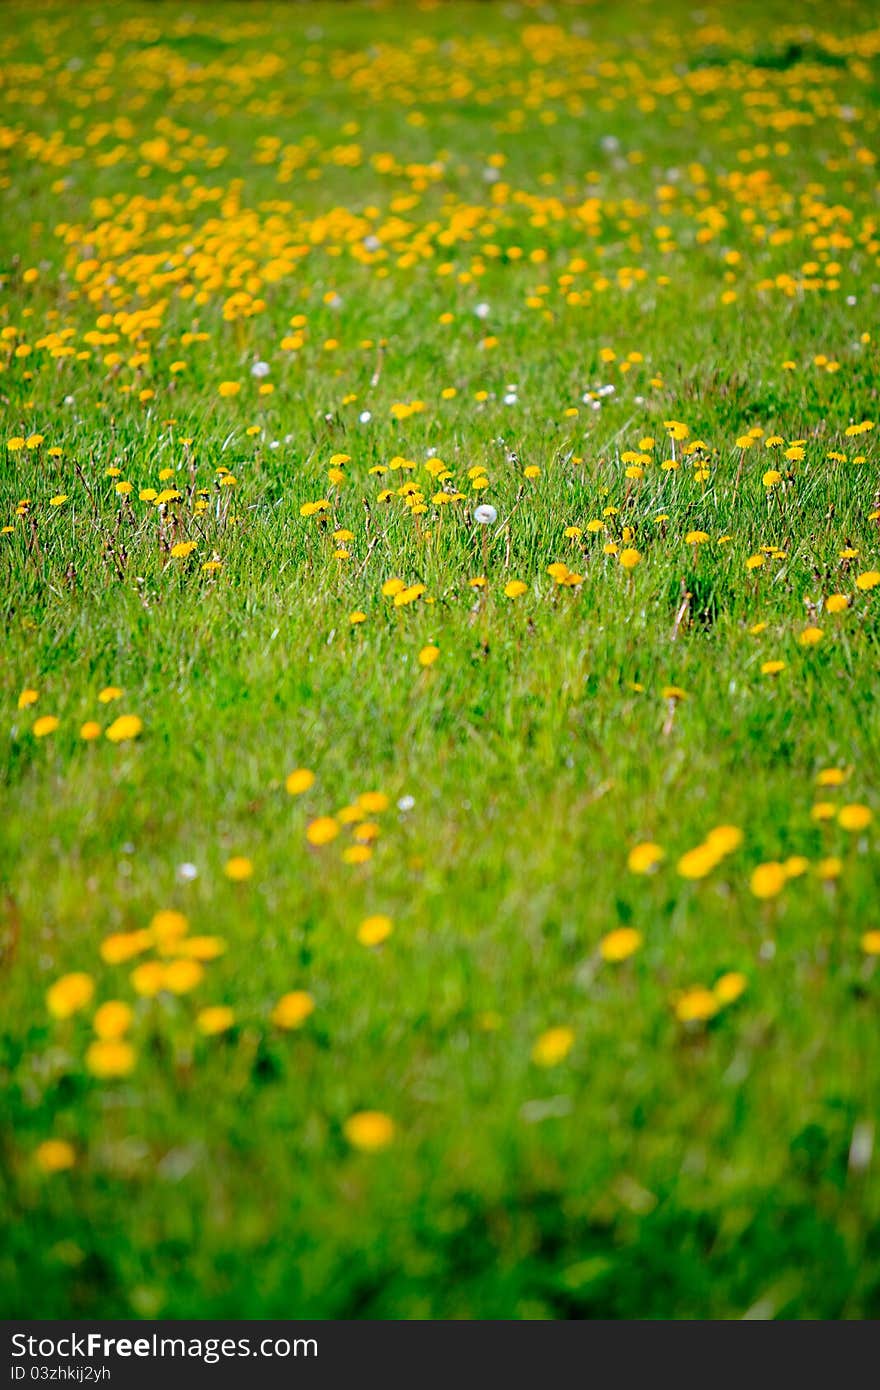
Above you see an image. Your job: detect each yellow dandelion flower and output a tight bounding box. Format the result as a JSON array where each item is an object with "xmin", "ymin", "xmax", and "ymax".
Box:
[
  {"xmin": 33, "ymin": 715, "xmax": 60, "ymax": 738},
  {"xmin": 35, "ymin": 1139, "xmax": 76, "ymax": 1174},
  {"xmin": 714, "ymin": 972, "xmax": 747, "ymax": 1006},
  {"xmin": 105, "ymin": 715, "xmax": 143, "ymax": 743},
  {"xmin": 46, "ymin": 973, "xmax": 94, "ymax": 1020},
  {"xmin": 627, "ymin": 842, "xmax": 664, "ymax": 874},
  {"xmin": 674, "ymin": 988, "xmax": 718, "ymax": 1023},
  {"xmin": 677, "ymin": 846, "xmax": 720, "ymax": 879},
  {"xmin": 816, "ymin": 857, "xmax": 843, "ymax": 880},
  {"xmin": 286, "ymin": 768, "xmax": 315, "ymax": 796},
  {"xmin": 705, "ymin": 825, "xmax": 743, "ymax": 855},
  {"xmin": 750, "ymin": 862, "xmax": 786, "ymax": 899},
  {"xmin": 531, "ymin": 1026, "xmax": 575, "ymax": 1067},
  {"xmin": 224, "ymin": 856, "xmax": 253, "ymax": 882},
  {"xmin": 783, "ymin": 856, "xmax": 810, "ymax": 879},
  {"xmin": 358, "ymin": 914, "xmax": 393, "ymax": 946},
  {"xmin": 418, "ymin": 644, "xmax": 440, "ymax": 667},
  {"xmin": 344, "ymin": 1111, "xmax": 395, "ymax": 1152},
  {"xmin": 100, "ymin": 930, "xmax": 152, "ymax": 965},
  {"xmin": 599, "ymin": 927, "xmax": 642, "ymax": 962},
  {"xmin": 816, "ymin": 768, "xmax": 849, "ymax": 787},
  {"xmin": 343, "ymin": 845, "xmax": 373, "ymax": 864},
  {"xmin": 272, "ymin": 991, "xmax": 315, "ymax": 1030},
  {"xmin": 130, "ymin": 962, "xmax": 167, "ymax": 997},
  {"xmin": 163, "ymin": 959, "xmax": 205, "ymax": 994},
  {"xmin": 150, "ymin": 909, "xmax": 188, "ymax": 945},
  {"xmin": 306, "ymin": 816, "xmax": 339, "ymax": 846},
  {"xmin": 838, "ymin": 804, "xmax": 872, "ymax": 832},
  {"xmin": 93, "ymin": 1001, "xmax": 133, "ymax": 1040},
  {"xmin": 85, "ymin": 1040, "xmax": 136, "ymax": 1079},
  {"xmin": 197, "ymin": 1006, "xmax": 236, "ymax": 1036}
]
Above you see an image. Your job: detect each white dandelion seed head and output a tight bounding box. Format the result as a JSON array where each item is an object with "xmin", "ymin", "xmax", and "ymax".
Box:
[
  {"xmin": 474, "ymin": 302, "xmax": 490, "ymax": 320},
  {"xmin": 474, "ymin": 504, "xmax": 498, "ymax": 525},
  {"xmin": 251, "ymin": 361, "xmax": 270, "ymax": 379}
]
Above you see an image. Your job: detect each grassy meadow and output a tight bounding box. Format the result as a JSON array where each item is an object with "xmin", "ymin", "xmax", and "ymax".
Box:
[{"xmin": 2, "ymin": 0, "xmax": 880, "ymax": 1319}]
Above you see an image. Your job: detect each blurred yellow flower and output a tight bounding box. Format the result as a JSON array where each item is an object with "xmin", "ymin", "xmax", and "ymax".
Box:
[
  {"xmin": 358, "ymin": 914, "xmax": 393, "ymax": 946},
  {"xmin": 86, "ymin": 1040, "xmax": 136, "ymax": 1079},
  {"xmin": 35, "ymin": 1140, "xmax": 76, "ymax": 1173},
  {"xmin": 531, "ymin": 1026, "xmax": 575, "ymax": 1067},
  {"xmin": 47, "ymin": 973, "xmax": 94, "ymax": 1020},
  {"xmin": 285, "ymin": 768, "xmax": 315, "ymax": 795},
  {"xmin": 599, "ymin": 928, "xmax": 642, "ymax": 962},
  {"xmin": 675, "ymin": 988, "xmax": 719, "ymax": 1023},
  {"xmin": 306, "ymin": 817, "xmax": 339, "ymax": 846},
  {"xmin": 197, "ymin": 1006, "xmax": 236, "ymax": 1036},
  {"xmin": 344, "ymin": 1111, "xmax": 395, "ymax": 1152},
  {"xmin": 627, "ymin": 842, "xmax": 664, "ymax": 874},
  {"xmin": 93, "ymin": 1001, "xmax": 133, "ymax": 1040},
  {"xmin": 105, "ymin": 715, "xmax": 143, "ymax": 743},
  {"xmin": 272, "ymin": 991, "xmax": 315, "ymax": 1030},
  {"xmin": 750, "ymin": 863, "xmax": 786, "ymax": 899}
]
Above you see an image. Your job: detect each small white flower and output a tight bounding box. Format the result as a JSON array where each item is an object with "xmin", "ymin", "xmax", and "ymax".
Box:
[
  {"xmin": 363, "ymin": 234, "xmax": 381, "ymax": 251},
  {"xmin": 503, "ymin": 392, "xmax": 518, "ymax": 405},
  {"xmin": 359, "ymin": 410, "xmax": 372, "ymax": 424},
  {"xmin": 474, "ymin": 504, "xmax": 498, "ymax": 525},
  {"xmin": 397, "ymin": 795, "xmax": 415, "ymax": 812},
  {"xmin": 474, "ymin": 302, "xmax": 490, "ymax": 320},
  {"xmin": 251, "ymin": 361, "xmax": 270, "ymax": 379},
  {"xmin": 177, "ymin": 862, "xmax": 199, "ymax": 882}
]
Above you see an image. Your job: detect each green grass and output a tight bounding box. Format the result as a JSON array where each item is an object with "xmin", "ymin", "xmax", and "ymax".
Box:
[{"xmin": 1, "ymin": 0, "xmax": 880, "ymax": 1319}]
